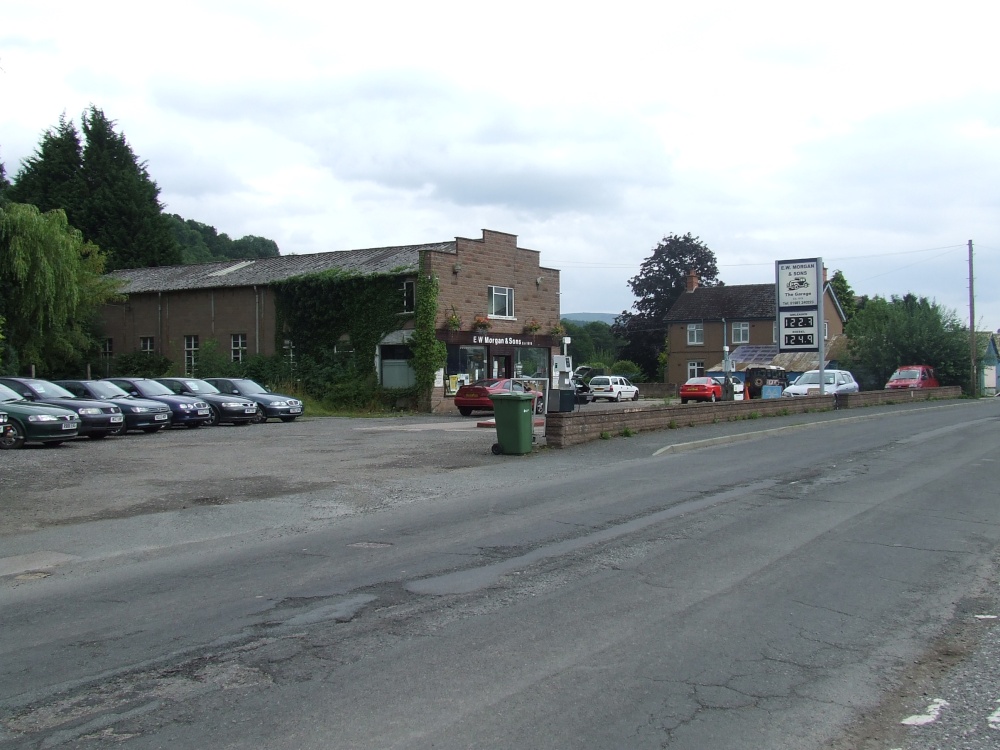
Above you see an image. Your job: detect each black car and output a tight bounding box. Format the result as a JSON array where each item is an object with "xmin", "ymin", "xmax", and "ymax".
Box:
[
  {"xmin": 55, "ymin": 380, "xmax": 172, "ymax": 434},
  {"xmin": 203, "ymin": 378, "xmax": 304, "ymax": 423},
  {"xmin": 106, "ymin": 377, "xmax": 212, "ymax": 428},
  {"xmin": 0, "ymin": 377, "xmax": 124, "ymax": 439},
  {"xmin": 155, "ymin": 378, "xmax": 257, "ymax": 426}
]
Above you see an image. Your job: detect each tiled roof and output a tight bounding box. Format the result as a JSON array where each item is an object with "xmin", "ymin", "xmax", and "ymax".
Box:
[
  {"xmin": 665, "ymin": 284, "xmax": 776, "ymax": 322},
  {"xmin": 107, "ymin": 241, "xmax": 456, "ymax": 293}
]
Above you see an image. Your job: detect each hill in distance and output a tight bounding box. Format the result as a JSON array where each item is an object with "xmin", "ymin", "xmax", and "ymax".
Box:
[{"xmin": 562, "ymin": 312, "xmax": 618, "ymax": 325}]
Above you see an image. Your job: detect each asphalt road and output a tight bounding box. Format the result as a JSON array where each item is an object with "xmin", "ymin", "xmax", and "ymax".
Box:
[{"xmin": 2, "ymin": 400, "xmax": 999, "ymax": 749}]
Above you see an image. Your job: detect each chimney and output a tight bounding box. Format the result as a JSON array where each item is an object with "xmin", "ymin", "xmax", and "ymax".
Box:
[
  {"xmin": 823, "ymin": 265, "xmax": 828, "ymax": 285},
  {"xmin": 685, "ymin": 268, "xmax": 700, "ymax": 293}
]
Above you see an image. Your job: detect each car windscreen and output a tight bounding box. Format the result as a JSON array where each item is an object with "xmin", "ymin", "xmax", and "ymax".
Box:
[
  {"xmin": 130, "ymin": 380, "xmax": 175, "ymax": 397},
  {"xmin": 795, "ymin": 373, "xmax": 821, "ymax": 384},
  {"xmin": 890, "ymin": 369, "xmax": 920, "ymax": 380},
  {"xmin": 87, "ymin": 382, "xmax": 130, "ymax": 398},
  {"xmin": 234, "ymin": 379, "xmax": 268, "ymax": 394},
  {"xmin": 25, "ymin": 380, "xmax": 76, "ymax": 398},
  {"xmin": 181, "ymin": 380, "xmax": 221, "ymax": 394},
  {"xmin": 0, "ymin": 384, "xmax": 26, "ymax": 402}
]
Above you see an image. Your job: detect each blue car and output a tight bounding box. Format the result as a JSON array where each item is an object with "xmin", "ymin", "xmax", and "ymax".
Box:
[
  {"xmin": 105, "ymin": 377, "xmax": 211, "ymax": 428},
  {"xmin": 0, "ymin": 377, "xmax": 123, "ymax": 439},
  {"xmin": 55, "ymin": 380, "xmax": 173, "ymax": 434}
]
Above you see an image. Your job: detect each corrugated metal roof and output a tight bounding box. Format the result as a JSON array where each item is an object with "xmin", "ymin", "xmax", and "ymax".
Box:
[
  {"xmin": 707, "ymin": 335, "xmax": 850, "ymax": 371},
  {"xmin": 108, "ymin": 241, "xmax": 455, "ymax": 293}
]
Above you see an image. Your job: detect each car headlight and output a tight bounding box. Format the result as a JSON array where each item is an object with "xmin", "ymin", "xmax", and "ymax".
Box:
[
  {"xmin": 28, "ymin": 414, "xmax": 59, "ymax": 422},
  {"xmin": 77, "ymin": 407, "xmax": 101, "ymax": 415},
  {"xmin": 271, "ymin": 400, "xmax": 288, "ymax": 407},
  {"xmin": 130, "ymin": 406, "xmax": 150, "ymax": 413},
  {"xmin": 178, "ymin": 404, "xmax": 194, "ymax": 411}
]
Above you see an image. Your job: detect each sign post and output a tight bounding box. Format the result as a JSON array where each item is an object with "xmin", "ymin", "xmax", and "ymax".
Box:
[{"xmin": 775, "ymin": 258, "xmax": 825, "ymax": 394}]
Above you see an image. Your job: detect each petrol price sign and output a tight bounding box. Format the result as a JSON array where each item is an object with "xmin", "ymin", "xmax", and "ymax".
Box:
[{"xmin": 779, "ymin": 312, "xmax": 820, "ymax": 351}]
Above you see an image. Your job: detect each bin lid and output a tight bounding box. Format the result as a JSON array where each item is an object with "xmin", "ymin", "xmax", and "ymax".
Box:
[{"xmin": 488, "ymin": 392, "xmax": 536, "ymax": 401}]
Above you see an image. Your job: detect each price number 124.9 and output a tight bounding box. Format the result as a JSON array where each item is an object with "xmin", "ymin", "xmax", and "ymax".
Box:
[{"xmin": 784, "ymin": 333, "xmax": 815, "ymax": 346}]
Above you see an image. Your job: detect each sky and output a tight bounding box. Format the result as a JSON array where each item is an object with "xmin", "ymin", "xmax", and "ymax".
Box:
[{"xmin": 3, "ymin": 2, "xmax": 999, "ymax": 330}]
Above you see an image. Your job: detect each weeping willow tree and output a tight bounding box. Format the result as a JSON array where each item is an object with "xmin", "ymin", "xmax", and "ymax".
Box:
[{"xmin": 0, "ymin": 203, "xmax": 120, "ymax": 374}]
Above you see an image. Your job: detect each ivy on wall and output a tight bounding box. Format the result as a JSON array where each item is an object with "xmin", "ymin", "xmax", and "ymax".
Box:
[
  {"xmin": 272, "ymin": 269, "xmax": 406, "ymax": 384},
  {"xmin": 409, "ymin": 258, "xmax": 447, "ymax": 409}
]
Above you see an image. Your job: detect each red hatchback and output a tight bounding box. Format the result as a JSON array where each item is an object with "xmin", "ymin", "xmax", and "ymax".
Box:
[
  {"xmin": 885, "ymin": 365, "xmax": 940, "ymax": 390},
  {"xmin": 454, "ymin": 378, "xmax": 542, "ymax": 416},
  {"xmin": 679, "ymin": 376, "xmax": 722, "ymax": 404}
]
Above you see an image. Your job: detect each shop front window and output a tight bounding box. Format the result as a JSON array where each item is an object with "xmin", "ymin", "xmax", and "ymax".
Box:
[{"xmin": 445, "ymin": 344, "xmax": 487, "ymax": 394}]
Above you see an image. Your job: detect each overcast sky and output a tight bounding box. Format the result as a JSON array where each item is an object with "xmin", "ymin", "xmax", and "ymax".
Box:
[{"xmin": 3, "ymin": 2, "xmax": 998, "ymax": 329}]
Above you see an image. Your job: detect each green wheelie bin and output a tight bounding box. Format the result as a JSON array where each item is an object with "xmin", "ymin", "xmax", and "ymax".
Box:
[{"xmin": 489, "ymin": 392, "xmax": 535, "ymax": 455}]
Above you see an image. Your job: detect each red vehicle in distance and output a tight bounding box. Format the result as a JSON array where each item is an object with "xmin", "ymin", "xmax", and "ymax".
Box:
[
  {"xmin": 885, "ymin": 365, "xmax": 940, "ymax": 390},
  {"xmin": 679, "ymin": 377, "xmax": 722, "ymax": 404},
  {"xmin": 454, "ymin": 378, "xmax": 543, "ymax": 416}
]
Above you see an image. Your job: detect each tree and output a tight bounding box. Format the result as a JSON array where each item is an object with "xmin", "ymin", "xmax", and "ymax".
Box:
[
  {"xmin": 843, "ymin": 293, "xmax": 970, "ymax": 391},
  {"xmin": 828, "ymin": 269, "xmax": 858, "ymax": 323},
  {"xmin": 0, "ymin": 203, "xmax": 120, "ymax": 374},
  {"xmin": 6, "ymin": 113, "xmax": 85, "ymax": 219},
  {"xmin": 168, "ymin": 214, "xmax": 281, "ymax": 264},
  {"xmin": 614, "ymin": 233, "xmax": 721, "ymax": 380},
  {"xmin": 77, "ymin": 107, "xmax": 181, "ymax": 269},
  {"xmin": 0, "ymin": 159, "xmax": 10, "ymax": 204}
]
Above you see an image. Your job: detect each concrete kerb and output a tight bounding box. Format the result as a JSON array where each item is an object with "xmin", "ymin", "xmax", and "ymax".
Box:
[{"xmin": 651, "ymin": 401, "xmax": 962, "ymax": 457}]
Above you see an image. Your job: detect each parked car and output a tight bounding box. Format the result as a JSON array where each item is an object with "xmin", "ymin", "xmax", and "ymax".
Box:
[
  {"xmin": 106, "ymin": 377, "xmax": 212, "ymax": 428},
  {"xmin": 884, "ymin": 365, "xmax": 940, "ymax": 390},
  {"xmin": 454, "ymin": 378, "xmax": 544, "ymax": 416},
  {"xmin": 203, "ymin": 378, "xmax": 304, "ymax": 423},
  {"xmin": 782, "ymin": 369, "xmax": 859, "ymax": 397},
  {"xmin": 572, "ymin": 373, "xmax": 593, "ymax": 404},
  {"xmin": 680, "ymin": 377, "xmax": 722, "ymax": 403},
  {"xmin": 155, "ymin": 378, "xmax": 258, "ymax": 426},
  {"xmin": 55, "ymin": 379, "xmax": 172, "ymax": 434},
  {"xmin": 0, "ymin": 377, "xmax": 124, "ymax": 439},
  {"xmin": 0, "ymin": 412, "xmax": 13, "ymax": 446},
  {"xmin": 589, "ymin": 375, "xmax": 640, "ymax": 402},
  {"xmin": 0, "ymin": 382, "xmax": 80, "ymax": 448}
]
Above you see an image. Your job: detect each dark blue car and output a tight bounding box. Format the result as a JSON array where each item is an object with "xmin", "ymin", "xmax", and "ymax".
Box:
[
  {"xmin": 55, "ymin": 380, "xmax": 173, "ymax": 434},
  {"xmin": 105, "ymin": 377, "xmax": 211, "ymax": 428}
]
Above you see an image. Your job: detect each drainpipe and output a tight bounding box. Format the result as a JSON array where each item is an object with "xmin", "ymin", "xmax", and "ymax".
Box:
[
  {"xmin": 254, "ymin": 286, "xmax": 260, "ymax": 354},
  {"xmin": 157, "ymin": 292, "xmax": 163, "ymax": 355}
]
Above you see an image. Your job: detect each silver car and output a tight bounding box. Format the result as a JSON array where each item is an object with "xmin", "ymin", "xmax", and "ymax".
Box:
[{"xmin": 782, "ymin": 369, "xmax": 859, "ymax": 397}]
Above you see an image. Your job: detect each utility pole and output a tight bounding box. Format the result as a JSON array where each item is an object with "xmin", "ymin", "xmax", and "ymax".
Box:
[{"xmin": 969, "ymin": 239, "xmax": 977, "ymax": 396}]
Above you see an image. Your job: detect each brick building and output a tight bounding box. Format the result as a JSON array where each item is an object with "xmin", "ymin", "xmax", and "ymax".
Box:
[
  {"xmin": 101, "ymin": 229, "xmax": 562, "ymax": 412},
  {"xmin": 664, "ymin": 269, "xmax": 846, "ymax": 387}
]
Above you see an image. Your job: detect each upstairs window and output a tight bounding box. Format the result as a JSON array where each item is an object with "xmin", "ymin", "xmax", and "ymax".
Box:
[
  {"xmin": 488, "ymin": 286, "xmax": 514, "ymax": 318},
  {"xmin": 140, "ymin": 336, "xmax": 155, "ymax": 354},
  {"xmin": 231, "ymin": 333, "xmax": 247, "ymax": 362},
  {"xmin": 184, "ymin": 335, "xmax": 199, "ymax": 376},
  {"xmin": 401, "ymin": 280, "xmax": 415, "ymax": 313},
  {"xmin": 732, "ymin": 322, "xmax": 749, "ymax": 344},
  {"xmin": 687, "ymin": 323, "xmax": 704, "ymax": 345}
]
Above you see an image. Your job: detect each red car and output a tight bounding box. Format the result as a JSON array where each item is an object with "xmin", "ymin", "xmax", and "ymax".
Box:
[
  {"xmin": 454, "ymin": 378, "xmax": 543, "ymax": 416},
  {"xmin": 679, "ymin": 376, "xmax": 722, "ymax": 404},
  {"xmin": 885, "ymin": 365, "xmax": 940, "ymax": 390}
]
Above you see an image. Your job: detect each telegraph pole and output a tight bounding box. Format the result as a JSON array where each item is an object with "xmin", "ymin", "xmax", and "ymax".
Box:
[{"xmin": 969, "ymin": 239, "xmax": 977, "ymax": 396}]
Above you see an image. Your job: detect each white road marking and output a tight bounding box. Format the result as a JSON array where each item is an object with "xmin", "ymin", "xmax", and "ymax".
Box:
[{"xmin": 901, "ymin": 698, "xmax": 949, "ymax": 725}]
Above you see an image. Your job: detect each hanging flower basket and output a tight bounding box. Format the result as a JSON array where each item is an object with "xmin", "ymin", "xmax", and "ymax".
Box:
[
  {"xmin": 473, "ymin": 315, "xmax": 492, "ymax": 331},
  {"xmin": 549, "ymin": 324, "xmax": 565, "ymax": 337},
  {"xmin": 445, "ymin": 306, "xmax": 462, "ymax": 331},
  {"xmin": 524, "ymin": 319, "xmax": 542, "ymax": 334}
]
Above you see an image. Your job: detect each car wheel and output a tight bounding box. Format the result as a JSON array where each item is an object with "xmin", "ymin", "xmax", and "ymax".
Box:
[
  {"xmin": 207, "ymin": 408, "xmax": 221, "ymax": 427},
  {"xmin": 710, "ymin": 393, "xmax": 716, "ymax": 402},
  {"xmin": 632, "ymin": 391, "xmax": 639, "ymax": 401},
  {"xmin": 253, "ymin": 405, "xmax": 267, "ymax": 424},
  {"xmin": 535, "ymin": 399, "xmax": 544, "ymax": 414},
  {"xmin": 0, "ymin": 421, "xmax": 26, "ymax": 450},
  {"xmin": 615, "ymin": 391, "xmax": 622, "ymax": 402},
  {"xmin": 458, "ymin": 407, "xmax": 473, "ymax": 416},
  {"xmin": 279, "ymin": 416, "xmax": 297, "ymax": 423}
]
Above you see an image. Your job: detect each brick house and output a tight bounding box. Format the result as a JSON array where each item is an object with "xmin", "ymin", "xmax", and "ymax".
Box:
[
  {"xmin": 100, "ymin": 229, "xmax": 562, "ymax": 413},
  {"xmin": 664, "ymin": 270, "xmax": 846, "ymax": 387}
]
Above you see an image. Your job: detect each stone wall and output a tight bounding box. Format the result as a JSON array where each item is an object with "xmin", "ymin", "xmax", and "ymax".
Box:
[{"xmin": 545, "ymin": 387, "xmax": 962, "ymax": 448}]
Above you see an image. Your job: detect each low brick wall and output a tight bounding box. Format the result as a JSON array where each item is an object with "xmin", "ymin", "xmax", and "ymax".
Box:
[{"xmin": 545, "ymin": 387, "xmax": 962, "ymax": 448}]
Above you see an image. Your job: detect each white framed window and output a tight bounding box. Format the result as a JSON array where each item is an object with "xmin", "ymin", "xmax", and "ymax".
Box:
[
  {"xmin": 687, "ymin": 360, "xmax": 705, "ymax": 378},
  {"xmin": 231, "ymin": 333, "xmax": 247, "ymax": 362},
  {"xmin": 687, "ymin": 322, "xmax": 704, "ymax": 345},
  {"xmin": 732, "ymin": 322, "xmax": 750, "ymax": 344},
  {"xmin": 488, "ymin": 286, "xmax": 514, "ymax": 318},
  {"xmin": 101, "ymin": 338, "xmax": 113, "ymax": 358},
  {"xmin": 140, "ymin": 336, "xmax": 154, "ymax": 354},
  {"xmin": 401, "ymin": 280, "xmax": 415, "ymax": 313},
  {"xmin": 184, "ymin": 335, "xmax": 199, "ymax": 376}
]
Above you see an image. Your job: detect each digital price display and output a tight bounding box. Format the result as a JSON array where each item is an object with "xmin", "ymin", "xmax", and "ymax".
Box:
[
  {"xmin": 784, "ymin": 333, "xmax": 815, "ymax": 346},
  {"xmin": 783, "ymin": 315, "xmax": 814, "ymax": 329}
]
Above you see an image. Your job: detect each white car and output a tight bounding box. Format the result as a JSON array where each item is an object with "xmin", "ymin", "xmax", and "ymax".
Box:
[
  {"xmin": 588, "ymin": 375, "xmax": 640, "ymax": 402},
  {"xmin": 782, "ymin": 369, "xmax": 859, "ymax": 397},
  {"xmin": 712, "ymin": 376, "xmax": 745, "ymax": 400}
]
